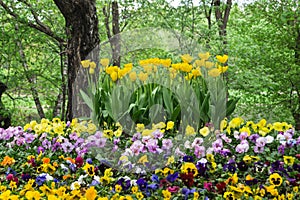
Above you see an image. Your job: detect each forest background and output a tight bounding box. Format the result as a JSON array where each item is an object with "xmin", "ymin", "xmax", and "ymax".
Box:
[{"xmin": 0, "ymin": 0, "xmax": 299, "ymax": 130}]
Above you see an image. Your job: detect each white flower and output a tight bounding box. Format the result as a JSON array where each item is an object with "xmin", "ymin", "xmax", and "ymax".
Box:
[
  {"xmin": 131, "ymin": 180, "xmax": 137, "ymax": 186},
  {"xmin": 135, "ymin": 167, "xmax": 146, "ymax": 174},
  {"xmin": 206, "ymin": 147, "xmax": 214, "ymax": 154},
  {"xmin": 265, "ymin": 135, "xmax": 274, "ymax": 144},
  {"xmin": 123, "ymin": 148, "xmax": 134, "ymax": 157},
  {"xmin": 184, "ymin": 140, "xmax": 192, "ymax": 149},
  {"xmin": 94, "ymin": 175, "xmax": 100, "ymax": 182},
  {"xmin": 276, "ymin": 134, "xmax": 285, "ymax": 141},
  {"xmin": 78, "ymin": 174, "xmax": 88, "ymax": 184},
  {"xmin": 60, "ymin": 164, "xmax": 68, "ymax": 171},
  {"xmin": 192, "ymin": 138, "xmax": 203, "ymax": 148},
  {"xmin": 198, "ymin": 158, "xmax": 208, "ymax": 164},
  {"xmin": 40, "ymin": 173, "xmax": 53, "ymax": 181},
  {"xmin": 122, "ymin": 176, "xmax": 131, "ymax": 182},
  {"xmin": 70, "ymin": 181, "xmax": 81, "ymax": 190},
  {"xmin": 234, "ymin": 131, "xmax": 240, "ymax": 139}
]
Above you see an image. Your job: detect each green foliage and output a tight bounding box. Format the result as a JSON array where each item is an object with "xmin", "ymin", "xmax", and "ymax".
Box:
[
  {"xmin": 227, "ymin": 0, "xmax": 299, "ymax": 125},
  {"xmin": 88, "ymin": 56, "xmax": 238, "ymax": 134}
]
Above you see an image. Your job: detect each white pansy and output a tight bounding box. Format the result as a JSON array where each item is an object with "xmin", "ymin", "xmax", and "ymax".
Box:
[{"xmin": 265, "ymin": 135, "xmax": 274, "ymax": 143}]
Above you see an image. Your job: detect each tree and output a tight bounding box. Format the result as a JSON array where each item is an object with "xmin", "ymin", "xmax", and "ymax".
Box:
[
  {"xmin": 53, "ymin": 0, "xmax": 100, "ymax": 120},
  {"xmin": 227, "ymin": 0, "xmax": 300, "ymax": 130},
  {"xmin": 1, "ymin": 0, "xmax": 100, "ymax": 121}
]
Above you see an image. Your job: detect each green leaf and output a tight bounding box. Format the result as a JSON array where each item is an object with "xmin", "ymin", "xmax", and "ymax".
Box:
[{"xmin": 80, "ymin": 90, "xmax": 94, "ymax": 111}]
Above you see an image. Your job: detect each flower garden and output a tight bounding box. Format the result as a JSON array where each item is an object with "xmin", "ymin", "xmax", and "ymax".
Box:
[{"xmin": 0, "ymin": 54, "xmax": 299, "ymax": 199}]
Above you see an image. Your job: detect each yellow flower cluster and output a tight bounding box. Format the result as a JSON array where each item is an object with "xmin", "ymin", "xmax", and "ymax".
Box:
[
  {"xmin": 0, "ymin": 178, "xmax": 101, "ymax": 200},
  {"xmin": 223, "ymin": 172, "xmax": 295, "ymax": 200},
  {"xmin": 139, "ymin": 58, "xmax": 171, "ymax": 67},
  {"xmin": 221, "ymin": 117, "xmax": 293, "ymax": 136},
  {"xmin": 81, "ymin": 60, "xmax": 97, "ymax": 74},
  {"xmin": 24, "ymin": 118, "xmax": 97, "ymax": 136},
  {"xmin": 185, "ymin": 125, "xmax": 211, "ymax": 137},
  {"xmin": 100, "ymin": 168, "xmax": 114, "ymax": 185},
  {"xmin": 89, "ymin": 52, "xmax": 229, "ymax": 82},
  {"xmin": 132, "ymin": 121, "xmax": 174, "ymax": 137},
  {"xmin": 105, "ymin": 63, "xmax": 133, "ymax": 82}
]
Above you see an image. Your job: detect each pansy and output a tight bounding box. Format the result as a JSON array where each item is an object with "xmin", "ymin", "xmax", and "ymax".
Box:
[
  {"xmin": 166, "ymin": 172, "xmax": 179, "ymax": 183},
  {"xmin": 82, "ymin": 163, "xmax": 95, "ymax": 176},
  {"xmin": 136, "ymin": 178, "xmax": 148, "ymax": 191},
  {"xmin": 180, "ymin": 172, "xmax": 194, "ymax": 187},
  {"xmin": 182, "ymin": 187, "xmax": 196, "ymax": 200},
  {"xmin": 269, "ymin": 173, "xmax": 283, "ymax": 186}
]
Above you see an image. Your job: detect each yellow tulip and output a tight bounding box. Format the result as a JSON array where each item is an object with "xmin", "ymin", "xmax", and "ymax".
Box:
[
  {"xmin": 216, "ymin": 55, "xmax": 228, "ymax": 63},
  {"xmin": 81, "ymin": 60, "xmax": 90, "ymax": 68},
  {"xmin": 208, "ymin": 68, "xmax": 221, "ymax": 77},
  {"xmin": 100, "ymin": 58, "xmax": 110, "ymax": 67},
  {"xmin": 198, "ymin": 52, "xmax": 210, "ymax": 60},
  {"xmin": 181, "ymin": 54, "xmax": 193, "ymax": 63}
]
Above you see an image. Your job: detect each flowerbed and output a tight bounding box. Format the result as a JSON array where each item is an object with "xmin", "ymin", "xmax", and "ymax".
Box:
[{"xmin": 0, "ymin": 118, "xmax": 299, "ymax": 199}]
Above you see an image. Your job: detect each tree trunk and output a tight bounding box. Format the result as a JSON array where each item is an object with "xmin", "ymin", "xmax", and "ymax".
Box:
[
  {"xmin": 0, "ymin": 82, "xmax": 11, "ymax": 129},
  {"xmin": 15, "ymin": 24, "xmax": 45, "ymax": 119},
  {"xmin": 53, "ymin": 0, "xmax": 100, "ymax": 121},
  {"xmin": 103, "ymin": 1, "xmax": 121, "ymax": 67},
  {"xmin": 214, "ymin": 0, "xmax": 232, "ymax": 53}
]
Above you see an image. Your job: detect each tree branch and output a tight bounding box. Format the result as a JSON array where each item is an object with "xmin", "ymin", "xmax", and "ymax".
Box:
[
  {"xmin": 223, "ymin": 0, "xmax": 232, "ymax": 30},
  {"xmin": 0, "ymin": 0, "xmax": 64, "ymax": 43}
]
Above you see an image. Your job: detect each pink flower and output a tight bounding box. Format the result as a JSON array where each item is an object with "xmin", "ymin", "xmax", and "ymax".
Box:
[
  {"xmin": 194, "ymin": 145, "xmax": 205, "ymax": 158},
  {"xmin": 162, "ymin": 139, "xmax": 173, "ymax": 150},
  {"xmin": 204, "ymin": 182, "xmax": 213, "ymax": 191},
  {"xmin": 167, "ymin": 186, "xmax": 180, "ymax": 193},
  {"xmin": 6, "ymin": 174, "xmax": 14, "ymax": 181}
]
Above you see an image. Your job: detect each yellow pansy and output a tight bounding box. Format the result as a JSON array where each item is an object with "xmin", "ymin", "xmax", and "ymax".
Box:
[
  {"xmin": 82, "ymin": 163, "xmax": 95, "ymax": 176},
  {"xmin": 185, "ymin": 125, "xmax": 196, "ymax": 136},
  {"xmin": 181, "ymin": 162, "xmax": 198, "ymax": 176},
  {"xmin": 103, "ymin": 129, "xmax": 114, "ymax": 139},
  {"xmin": 269, "ymin": 173, "xmax": 283, "ymax": 186},
  {"xmin": 119, "ymin": 196, "xmax": 133, "ymax": 200},
  {"xmin": 206, "ymin": 153, "xmax": 215, "ymax": 162},
  {"xmin": 223, "ymin": 191, "xmax": 235, "ymax": 200},
  {"xmin": 162, "ymin": 189, "xmax": 172, "ymax": 199},
  {"xmin": 283, "ymin": 156, "xmax": 295, "ymax": 166},
  {"xmin": 166, "ymin": 121, "xmax": 174, "ymax": 130},
  {"xmin": 114, "ymin": 128, "xmax": 122, "ymax": 137},
  {"xmin": 166, "ymin": 156, "xmax": 175, "ymax": 165},
  {"xmin": 115, "ymin": 184, "xmax": 122, "ymax": 193},
  {"xmin": 135, "ymin": 192, "xmax": 144, "ymax": 200},
  {"xmin": 138, "ymin": 155, "xmax": 148, "ymax": 165},
  {"xmin": 131, "ymin": 186, "xmax": 139, "ymax": 194},
  {"xmin": 199, "ymin": 127, "xmax": 210, "ymax": 137}
]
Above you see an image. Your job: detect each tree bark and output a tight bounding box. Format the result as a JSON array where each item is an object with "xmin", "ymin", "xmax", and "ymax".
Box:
[
  {"xmin": 214, "ymin": 0, "xmax": 232, "ymax": 53},
  {"xmin": 53, "ymin": 0, "xmax": 100, "ymax": 121},
  {"xmin": 0, "ymin": 82, "xmax": 11, "ymax": 129},
  {"xmin": 103, "ymin": 1, "xmax": 121, "ymax": 67}
]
